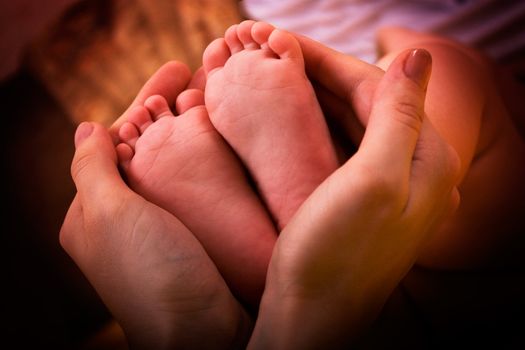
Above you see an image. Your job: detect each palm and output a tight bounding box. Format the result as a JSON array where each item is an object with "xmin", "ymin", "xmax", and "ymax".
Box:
[{"xmin": 62, "ymin": 193, "xmax": 248, "ymax": 348}]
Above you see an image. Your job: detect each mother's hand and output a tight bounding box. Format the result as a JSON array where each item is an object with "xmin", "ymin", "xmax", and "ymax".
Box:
[
  {"xmin": 60, "ymin": 61, "xmax": 253, "ymax": 349},
  {"xmin": 60, "ymin": 124, "xmax": 250, "ymax": 349},
  {"xmin": 249, "ymin": 48, "xmax": 460, "ymax": 349},
  {"xmin": 296, "ymin": 34, "xmax": 384, "ymax": 158}
]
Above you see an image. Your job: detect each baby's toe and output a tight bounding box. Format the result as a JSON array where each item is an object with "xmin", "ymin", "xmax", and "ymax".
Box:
[{"xmin": 145, "ymin": 95, "xmax": 175, "ymax": 120}]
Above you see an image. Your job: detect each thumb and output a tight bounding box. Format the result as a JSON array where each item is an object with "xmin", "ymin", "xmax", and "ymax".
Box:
[
  {"xmin": 357, "ymin": 49, "xmax": 432, "ymax": 177},
  {"xmin": 72, "ymin": 122, "xmax": 128, "ymax": 202}
]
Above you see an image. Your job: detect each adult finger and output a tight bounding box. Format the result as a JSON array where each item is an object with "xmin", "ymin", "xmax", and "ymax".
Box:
[
  {"xmin": 313, "ymin": 82, "xmax": 365, "ymax": 152},
  {"xmin": 407, "ymin": 119, "xmax": 461, "ymax": 215},
  {"xmin": 294, "ymin": 33, "xmax": 383, "ymax": 119},
  {"xmin": 72, "ymin": 122, "xmax": 129, "ymax": 203},
  {"xmin": 109, "ymin": 61, "xmax": 191, "ymax": 137},
  {"xmin": 357, "ymin": 49, "xmax": 432, "ymax": 177},
  {"xmin": 188, "ymin": 66, "xmax": 206, "ymax": 90}
]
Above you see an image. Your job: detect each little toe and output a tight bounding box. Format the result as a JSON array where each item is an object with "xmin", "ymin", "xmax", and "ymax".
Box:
[
  {"xmin": 268, "ymin": 29, "xmax": 304, "ymax": 62},
  {"xmin": 225, "ymin": 24, "xmax": 244, "ymax": 54},
  {"xmin": 144, "ymin": 95, "xmax": 175, "ymax": 120},
  {"xmin": 176, "ymin": 89, "xmax": 205, "ymax": 114},
  {"xmin": 252, "ymin": 21, "xmax": 275, "ymax": 50},
  {"xmin": 203, "ymin": 38, "xmax": 231, "ymax": 75},
  {"xmin": 116, "ymin": 142, "xmax": 134, "ymax": 173},
  {"xmin": 119, "ymin": 121, "xmax": 140, "ymax": 149},
  {"xmin": 237, "ymin": 20, "xmax": 259, "ymax": 50}
]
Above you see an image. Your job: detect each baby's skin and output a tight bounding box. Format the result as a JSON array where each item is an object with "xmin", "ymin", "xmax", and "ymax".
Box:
[
  {"xmin": 203, "ymin": 20, "xmax": 339, "ymax": 230},
  {"xmin": 117, "ymin": 20, "xmax": 339, "ymax": 309},
  {"xmin": 116, "ymin": 89, "xmax": 276, "ymax": 309}
]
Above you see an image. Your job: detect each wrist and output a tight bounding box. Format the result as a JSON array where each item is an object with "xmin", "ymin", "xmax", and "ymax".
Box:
[
  {"xmin": 122, "ymin": 295, "xmax": 253, "ymax": 350},
  {"xmin": 248, "ymin": 274, "xmax": 387, "ymax": 349}
]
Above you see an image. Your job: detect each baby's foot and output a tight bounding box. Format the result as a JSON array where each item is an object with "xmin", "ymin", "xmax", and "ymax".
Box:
[
  {"xmin": 110, "ymin": 61, "xmax": 192, "ymax": 138},
  {"xmin": 204, "ymin": 20, "xmax": 339, "ymax": 230},
  {"xmin": 116, "ymin": 91, "xmax": 277, "ymax": 308}
]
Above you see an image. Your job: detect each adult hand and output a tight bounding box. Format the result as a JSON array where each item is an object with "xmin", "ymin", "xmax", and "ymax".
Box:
[
  {"xmin": 108, "ymin": 61, "xmax": 206, "ymax": 137},
  {"xmin": 294, "ymin": 34, "xmax": 384, "ymax": 158},
  {"xmin": 249, "ymin": 48, "xmax": 460, "ymax": 349},
  {"xmin": 60, "ymin": 124, "xmax": 250, "ymax": 348}
]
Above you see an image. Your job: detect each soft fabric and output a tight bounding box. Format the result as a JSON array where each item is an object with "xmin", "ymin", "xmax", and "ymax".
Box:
[{"xmin": 240, "ymin": 0, "xmax": 525, "ymax": 62}]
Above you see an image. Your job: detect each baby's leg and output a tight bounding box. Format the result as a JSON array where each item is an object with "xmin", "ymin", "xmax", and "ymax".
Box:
[
  {"xmin": 116, "ymin": 90, "xmax": 277, "ymax": 308},
  {"xmin": 376, "ymin": 27, "xmax": 525, "ymax": 269},
  {"xmin": 204, "ymin": 20, "xmax": 339, "ymax": 230}
]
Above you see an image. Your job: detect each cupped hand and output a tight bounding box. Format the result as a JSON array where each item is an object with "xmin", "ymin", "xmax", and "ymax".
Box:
[
  {"xmin": 60, "ymin": 122, "xmax": 251, "ymax": 350},
  {"xmin": 249, "ymin": 48, "xmax": 460, "ymax": 349}
]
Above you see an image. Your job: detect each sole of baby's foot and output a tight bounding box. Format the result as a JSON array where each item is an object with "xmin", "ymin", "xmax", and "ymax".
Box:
[
  {"xmin": 203, "ymin": 20, "xmax": 339, "ymax": 230},
  {"xmin": 116, "ymin": 93, "xmax": 277, "ymax": 309}
]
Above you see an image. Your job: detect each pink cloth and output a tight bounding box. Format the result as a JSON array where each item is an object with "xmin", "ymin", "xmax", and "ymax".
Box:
[{"xmin": 241, "ymin": 0, "xmax": 525, "ymax": 62}]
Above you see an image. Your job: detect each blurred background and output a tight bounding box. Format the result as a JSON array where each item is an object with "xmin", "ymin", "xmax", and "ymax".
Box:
[{"xmin": 1, "ymin": 0, "xmax": 241, "ymax": 348}]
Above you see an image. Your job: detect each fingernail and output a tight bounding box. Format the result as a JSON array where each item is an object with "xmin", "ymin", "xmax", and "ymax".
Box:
[
  {"xmin": 403, "ymin": 49, "xmax": 432, "ymax": 89},
  {"xmin": 75, "ymin": 122, "xmax": 94, "ymax": 148}
]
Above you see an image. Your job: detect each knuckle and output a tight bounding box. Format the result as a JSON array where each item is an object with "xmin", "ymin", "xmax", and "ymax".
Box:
[
  {"xmin": 92, "ymin": 195, "xmax": 127, "ymax": 222},
  {"xmin": 351, "ymin": 161, "xmax": 407, "ymax": 212},
  {"xmin": 433, "ymin": 141, "xmax": 462, "ymax": 188},
  {"xmin": 71, "ymin": 151, "xmax": 95, "ymax": 182},
  {"xmin": 390, "ymin": 100, "xmax": 424, "ymax": 134}
]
